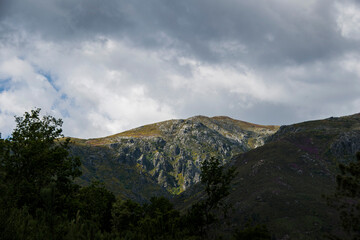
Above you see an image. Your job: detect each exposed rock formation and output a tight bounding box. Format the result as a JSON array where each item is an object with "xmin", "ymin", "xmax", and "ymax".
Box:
[{"xmin": 71, "ymin": 116, "xmax": 278, "ymax": 194}]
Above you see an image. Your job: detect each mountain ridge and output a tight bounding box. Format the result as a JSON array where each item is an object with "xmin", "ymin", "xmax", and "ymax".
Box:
[
  {"xmin": 71, "ymin": 115, "xmax": 278, "ymax": 143},
  {"xmin": 69, "ymin": 115, "xmax": 279, "ymax": 196}
]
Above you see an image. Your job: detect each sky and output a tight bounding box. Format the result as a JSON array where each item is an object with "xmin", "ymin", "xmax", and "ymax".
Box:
[{"xmin": 0, "ymin": 0, "xmax": 360, "ymax": 138}]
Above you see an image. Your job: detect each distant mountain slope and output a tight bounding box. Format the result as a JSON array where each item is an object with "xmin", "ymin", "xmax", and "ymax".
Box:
[
  {"xmin": 70, "ymin": 116, "xmax": 278, "ymax": 199},
  {"xmin": 176, "ymin": 113, "xmax": 360, "ymax": 239}
]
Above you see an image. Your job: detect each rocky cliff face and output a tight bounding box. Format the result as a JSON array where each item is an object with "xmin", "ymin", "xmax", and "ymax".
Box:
[{"xmin": 71, "ymin": 116, "xmax": 278, "ymax": 195}]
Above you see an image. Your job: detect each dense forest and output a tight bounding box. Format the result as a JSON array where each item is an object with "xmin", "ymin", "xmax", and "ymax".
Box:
[{"xmin": 0, "ymin": 109, "xmax": 358, "ymax": 239}]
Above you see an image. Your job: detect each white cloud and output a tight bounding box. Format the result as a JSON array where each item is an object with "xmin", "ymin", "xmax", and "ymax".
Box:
[
  {"xmin": 336, "ymin": 1, "xmax": 360, "ymax": 40},
  {"xmin": 0, "ymin": 36, "xmax": 177, "ymax": 138},
  {"xmin": 0, "ymin": 57, "xmax": 59, "ymax": 112}
]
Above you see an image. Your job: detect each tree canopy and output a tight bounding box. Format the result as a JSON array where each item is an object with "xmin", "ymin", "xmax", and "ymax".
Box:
[{"xmin": 0, "ymin": 108, "xmax": 81, "ymax": 214}]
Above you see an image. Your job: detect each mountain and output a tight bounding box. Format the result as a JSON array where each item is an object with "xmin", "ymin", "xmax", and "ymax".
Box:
[
  {"xmin": 69, "ymin": 116, "xmax": 278, "ymax": 200},
  {"xmin": 69, "ymin": 113, "xmax": 360, "ymax": 238},
  {"xmin": 176, "ymin": 113, "xmax": 360, "ymax": 239}
]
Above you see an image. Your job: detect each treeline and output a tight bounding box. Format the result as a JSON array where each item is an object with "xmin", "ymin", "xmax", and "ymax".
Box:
[{"xmin": 0, "ymin": 109, "xmax": 271, "ymax": 240}]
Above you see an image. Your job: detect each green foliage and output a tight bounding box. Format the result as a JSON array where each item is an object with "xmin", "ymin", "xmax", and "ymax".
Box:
[
  {"xmin": 77, "ymin": 181, "xmax": 116, "ymax": 232},
  {"xmin": 0, "ymin": 206, "xmax": 114, "ymax": 240},
  {"xmin": 145, "ymin": 196, "xmax": 181, "ymax": 238},
  {"xmin": 327, "ymin": 152, "xmax": 360, "ymax": 240},
  {"xmin": 0, "ymin": 207, "xmax": 48, "ymax": 240},
  {"xmin": 0, "ymin": 108, "xmax": 81, "ymax": 214},
  {"xmin": 111, "ymin": 196, "xmax": 182, "ymax": 240},
  {"xmin": 0, "ymin": 109, "xmax": 86, "ymax": 239},
  {"xmin": 112, "ymin": 199, "xmax": 143, "ymax": 235}
]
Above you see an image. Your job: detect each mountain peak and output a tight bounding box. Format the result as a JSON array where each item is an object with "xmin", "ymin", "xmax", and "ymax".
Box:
[
  {"xmin": 71, "ymin": 115, "xmax": 279, "ymax": 194},
  {"xmin": 77, "ymin": 116, "xmax": 279, "ymax": 145}
]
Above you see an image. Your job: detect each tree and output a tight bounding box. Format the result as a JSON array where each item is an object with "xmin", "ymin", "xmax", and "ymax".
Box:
[
  {"xmin": 141, "ymin": 196, "xmax": 181, "ymax": 239},
  {"xmin": 327, "ymin": 152, "xmax": 360, "ymax": 240},
  {"xmin": 111, "ymin": 196, "xmax": 181, "ymax": 239},
  {"xmin": 0, "ymin": 108, "xmax": 81, "ymax": 214},
  {"xmin": 77, "ymin": 181, "xmax": 116, "ymax": 232},
  {"xmin": 186, "ymin": 157, "xmax": 237, "ymax": 238},
  {"xmin": 201, "ymin": 157, "xmax": 237, "ymax": 217},
  {"xmin": 112, "ymin": 198, "xmax": 143, "ymax": 236}
]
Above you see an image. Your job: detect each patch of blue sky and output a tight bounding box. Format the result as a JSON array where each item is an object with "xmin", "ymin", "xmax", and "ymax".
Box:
[
  {"xmin": 0, "ymin": 130, "xmax": 12, "ymax": 139},
  {"xmin": 60, "ymin": 93, "xmax": 68, "ymax": 101},
  {"xmin": 35, "ymin": 69, "xmax": 75, "ymax": 120},
  {"xmin": 0, "ymin": 77, "xmax": 12, "ymax": 93},
  {"xmin": 17, "ymin": 55, "xmax": 26, "ymax": 61},
  {"xmin": 60, "ymin": 108, "xmax": 70, "ymax": 118},
  {"xmin": 37, "ymin": 69, "xmax": 60, "ymax": 92},
  {"xmin": 35, "ymin": 69, "xmax": 72, "ymax": 119},
  {"xmin": 51, "ymin": 93, "xmax": 71, "ymax": 118},
  {"xmin": 50, "ymin": 100, "xmax": 70, "ymax": 118}
]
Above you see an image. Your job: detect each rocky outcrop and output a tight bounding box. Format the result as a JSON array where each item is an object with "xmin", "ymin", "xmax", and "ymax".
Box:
[
  {"xmin": 330, "ymin": 130, "xmax": 360, "ymax": 161},
  {"xmin": 71, "ymin": 116, "xmax": 278, "ymax": 194}
]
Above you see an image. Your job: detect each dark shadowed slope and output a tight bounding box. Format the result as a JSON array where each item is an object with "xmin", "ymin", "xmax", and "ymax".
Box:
[{"xmin": 178, "ymin": 113, "xmax": 360, "ymax": 239}]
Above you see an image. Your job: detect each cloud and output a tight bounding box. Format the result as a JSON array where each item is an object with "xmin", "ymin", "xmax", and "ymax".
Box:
[
  {"xmin": 0, "ymin": 36, "xmax": 177, "ymax": 138},
  {"xmin": 336, "ymin": 1, "xmax": 360, "ymax": 40},
  {"xmin": 0, "ymin": 0, "xmax": 360, "ymax": 138}
]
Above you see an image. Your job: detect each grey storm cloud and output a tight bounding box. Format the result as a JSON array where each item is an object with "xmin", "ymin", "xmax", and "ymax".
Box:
[
  {"xmin": 0, "ymin": 0, "xmax": 360, "ymax": 138},
  {"xmin": 2, "ymin": 0, "xmax": 356, "ymax": 64}
]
